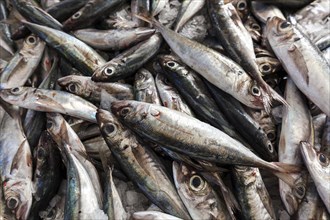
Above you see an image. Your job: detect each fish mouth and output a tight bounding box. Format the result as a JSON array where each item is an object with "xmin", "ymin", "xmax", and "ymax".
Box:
[{"xmin": 300, "ymin": 141, "xmax": 316, "ymax": 163}]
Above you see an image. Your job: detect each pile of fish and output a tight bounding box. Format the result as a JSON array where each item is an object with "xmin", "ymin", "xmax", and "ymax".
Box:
[{"xmin": 0, "ymin": 0, "xmax": 329, "ymax": 219}]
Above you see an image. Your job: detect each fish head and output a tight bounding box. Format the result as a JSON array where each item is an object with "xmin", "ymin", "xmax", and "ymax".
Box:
[
  {"xmin": 173, "ymin": 162, "xmax": 210, "ymax": 197},
  {"xmin": 46, "ymin": 113, "xmax": 66, "ymax": 144},
  {"xmin": 134, "ymin": 69, "xmax": 153, "ymax": 90},
  {"xmin": 155, "ymin": 73, "xmax": 172, "ymax": 91},
  {"xmin": 23, "ymin": 34, "xmax": 44, "ymax": 50},
  {"xmin": 158, "ymin": 55, "xmax": 188, "ymax": 77},
  {"xmin": 265, "ymin": 17, "xmax": 295, "ymax": 45},
  {"xmin": 300, "ymin": 141, "xmax": 330, "ymax": 178},
  {"xmin": 62, "ymin": 5, "xmax": 88, "ymax": 31},
  {"xmin": 91, "ymin": 62, "xmax": 120, "ymax": 82},
  {"xmin": 0, "ymin": 87, "xmax": 29, "ymax": 104},
  {"xmin": 57, "ymin": 76, "xmax": 89, "ymax": 96},
  {"xmin": 111, "ymin": 100, "xmax": 148, "ymax": 124},
  {"xmin": 3, "ymin": 178, "xmax": 33, "ymax": 220},
  {"xmin": 241, "ymin": 80, "xmax": 265, "ymax": 109}
]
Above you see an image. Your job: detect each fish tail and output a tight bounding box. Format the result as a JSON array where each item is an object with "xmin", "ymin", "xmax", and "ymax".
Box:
[{"xmin": 271, "ymin": 162, "xmax": 302, "ymax": 173}]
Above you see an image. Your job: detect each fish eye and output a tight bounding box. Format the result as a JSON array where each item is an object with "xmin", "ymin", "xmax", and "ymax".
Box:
[
  {"xmin": 103, "ymin": 123, "xmax": 116, "ymax": 136},
  {"xmin": 137, "ymin": 72, "xmax": 145, "ymax": 80},
  {"xmin": 6, "ymin": 197, "xmax": 19, "ymax": 209},
  {"xmin": 267, "ymin": 142, "xmax": 273, "ymax": 152},
  {"xmin": 251, "ymin": 23, "xmax": 261, "ymax": 31},
  {"xmin": 166, "ymin": 61, "xmax": 178, "ymax": 68},
  {"xmin": 260, "ymin": 63, "xmax": 272, "ymax": 74},
  {"xmin": 267, "ymin": 131, "xmax": 276, "ymax": 141},
  {"xmin": 104, "ymin": 67, "xmax": 115, "ymax": 76},
  {"xmin": 251, "ymin": 85, "xmax": 261, "ymax": 96},
  {"xmin": 120, "ymin": 107, "xmax": 131, "ymax": 116},
  {"xmin": 189, "ymin": 175, "xmax": 205, "ymax": 191},
  {"xmin": 294, "ymin": 184, "xmax": 305, "ymax": 199},
  {"xmin": 10, "ymin": 87, "xmax": 23, "ymax": 95},
  {"xmin": 26, "ymin": 36, "xmax": 37, "ymax": 45},
  {"xmin": 72, "ymin": 12, "xmax": 82, "ymax": 20},
  {"xmin": 164, "ymin": 77, "xmax": 171, "ymax": 85},
  {"xmin": 68, "ymin": 84, "xmax": 76, "ymax": 93},
  {"xmin": 46, "ymin": 121, "xmax": 53, "ymax": 130},
  {"xmin": 318, "ymin": 153, "xmax": 328, "ymax": 166},
  {"xmin": 279, "ymin": 21, "xmax": 291, "ymax": 29},
  {"xmin": 37, "ymin": 148, "xmax": 46, "ymax": 160},
  {"xmin": 237, "ymin": 1, "xmax": 247, "ymax": 10}
]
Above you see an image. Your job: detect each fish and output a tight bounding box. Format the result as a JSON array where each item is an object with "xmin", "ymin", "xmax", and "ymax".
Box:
[
  {"xmin": 300, "ymin": 141, "xmax": 330, "ymax": 213},
  {"xmin": 57, "ymin": 75, "xmax": 134, "ymax": 103},
  {"xmin": 250, "ymin": 2, "xmax": 285, "ymax": 24},
  {"xmin": 92, "ymin": 33, "xmax": 162, "ymax": 82},
  {"xmin": 173, "ymin": 162, "xmax": 230, "ymax": 220},
  {"xmin": 12, "ymin": 0, "xmax": 62, "ymax": 30},
  {"xmin": 151, "ymin": 0, "xmax": 168, "ymax": 16},
  {"xmin": 110, "ymin": 100, "xmax": 301, "ymax": 186},
  {"xmin": 266, "ymin": 17, "xmax": 330, "ymax": 116},
  {"xmin": 72, "ymin": 28, "xmax": 155, "ymax": 51},
  {"xmin": 0, "ymin": 107, "xmax": 33, "ymax": 220},
  {"xmin": 96, "ymin": 108, "xmax": 192, "ymax": 219},
  {"xmin": 62, "ymin": 0, "xmax": 122, "ymax": 31},
  {"xmin": 23, "ymin": 21, "xmax": 106, "ymax": 76},
  {"xmin": 134, "ymin": 68, "xmax": 162, "ymax": 105},
  {"xmin": 0, "ymin": 87, "xmax": 98, "ymax": 123},
  {"xmin": 28, "ymin": 131, "xmax": 62, "ymax": 220},
  {"xmin": 232, "ymin": 166, "xmax": 276, "ymax": 220},
  {"xmin": 0, "ymin": 34, "xmax": 45, "ymax": 89},
  {"xmin": 278, "ymin": 78, "xmax": 312, "ymax": 215}
]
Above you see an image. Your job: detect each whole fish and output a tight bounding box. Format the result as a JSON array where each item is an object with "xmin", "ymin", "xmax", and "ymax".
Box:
[
  {"xmin": 28, "ymin": 131, "xmax": 62, "ymax": 220},
  {"xmin": 0, "ymin": 34, "xmax": 45, "ymax": 89},
  {"xmin": 232, "ymin": 166, "xmax": 276, "ymax": 220},
  {"xmin": 266, "ymin": 17, "xmax": 330, "ymax": 116},
  {"xmin": 110, "ymin": 100, "xmax": 301, "ymax": 188},
  {"xmin": 174, "ymin": 0, "xmax": 205, "ymax": 32},
  {"xmin": 278, "ymin": 78, "xmax": 312, "ymax": 215},
  {"xmin": 62, "ymin": 0, "xmax": 122, "ymax": 31},
  {"xmin": 12, "ymin": 0, "xmax": 62, "ymax": 30},
  {"xmin": 0, "ymin": 107, "xmax": 33, "ymax": 220},
  {"xmin": 0, "ymin": 87, "xmax": 98, "ymax": 123},
  {"xmin": 173, "ymin": 162, "xmax": 230, "ymax": 220},
  {"xmin": 137, "ymin": 15, "xmax": 274, "ymax": 111},
  {"xmin": 72, "ymin": 28, "xmax": 155, "ymax": 51},
  {"xmin": 155, "ymin": 73, "xmax": 194, "ymax": 116},
  {"xmin": 300, "ymin": 141, "xmax": 330, "ymax": 213},
  {"xmin": 134, "ymin": 68, "xmax": 161, "ymax": 105},
  {"xmin": 208, "ymin": 1, "xmax": 286, "ymax": 111},
  {"xmin": 96, "ymin": 109, "xmax": 192, "ymax": 219},
  {"xmin": 23, "ymin": 21, "xmax": 106, "ymax": 76},
  {"xmin": 92, "ymin": 33, "xmax": 162, "ymax": 82},
  {"xmin": 57, "ymin": 75, "xmax": 134, "ymax": 102}
]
